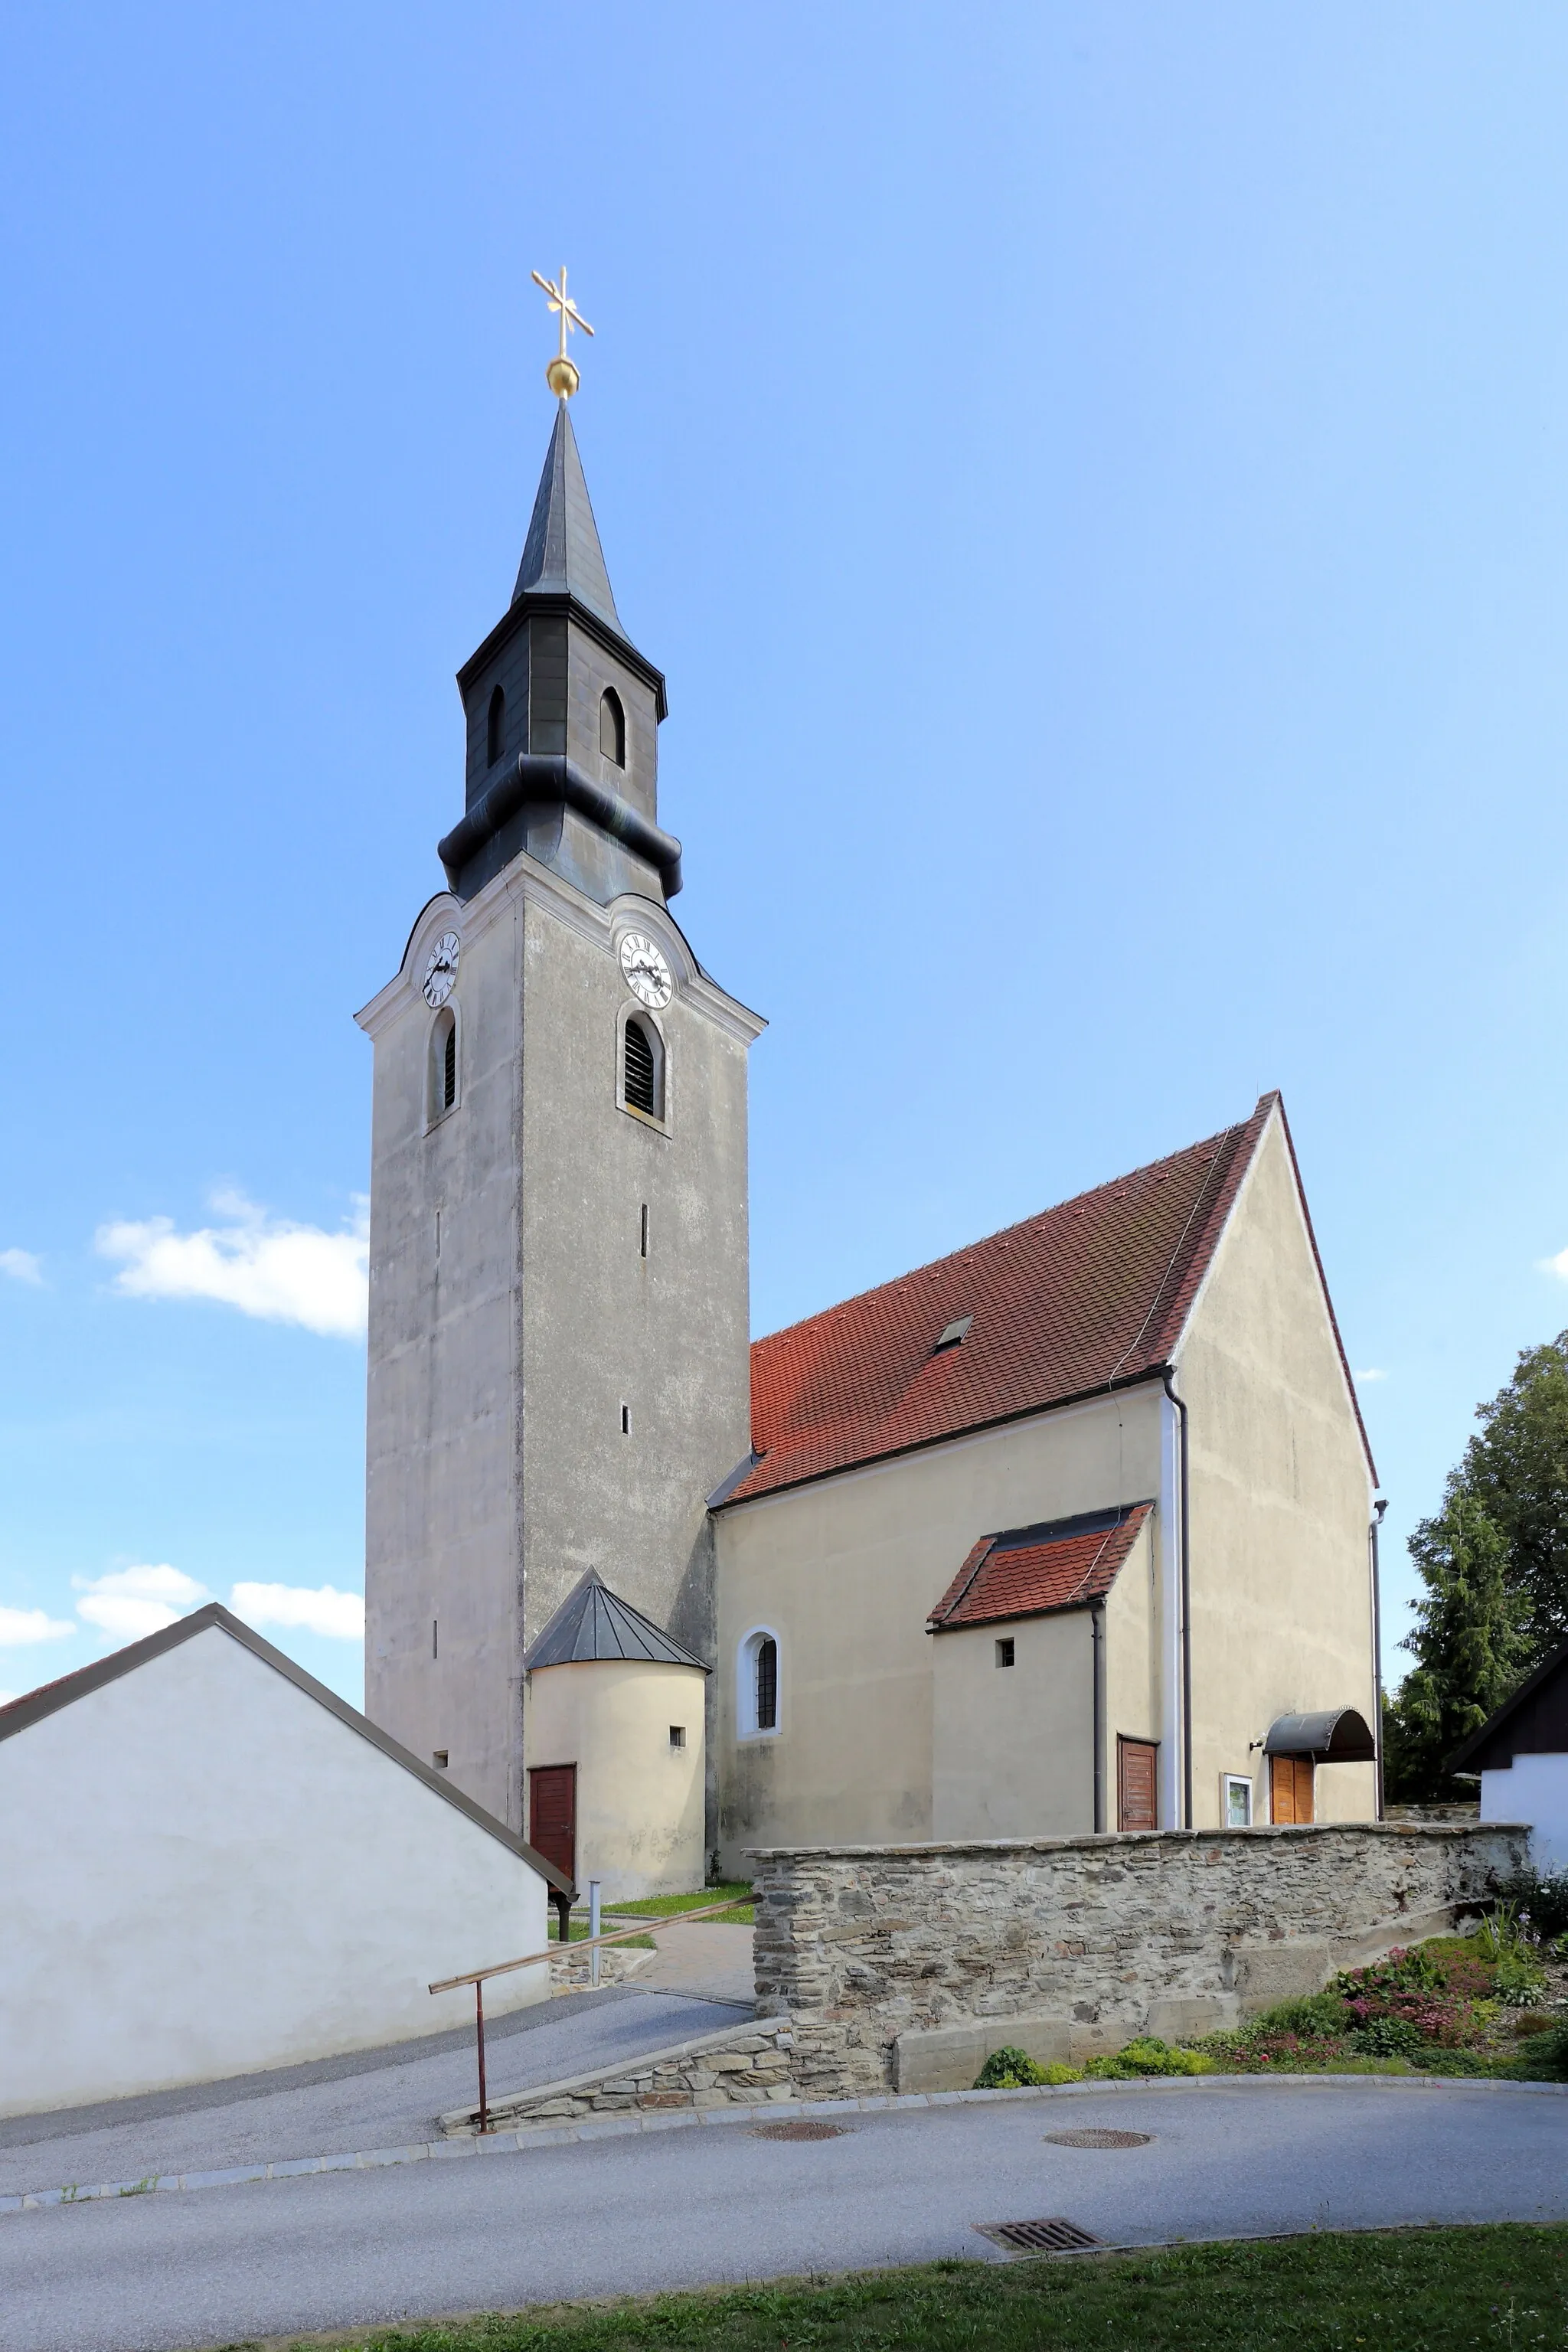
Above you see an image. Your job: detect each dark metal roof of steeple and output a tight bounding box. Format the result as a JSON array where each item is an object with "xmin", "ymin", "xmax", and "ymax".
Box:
[
  {"xmin": 524, "ymin": 1569, "xmax": 708, "ymax": 1671},
  {"xmin": 512, "ymin": 402, "xmax": 622, "ymax": 632}
]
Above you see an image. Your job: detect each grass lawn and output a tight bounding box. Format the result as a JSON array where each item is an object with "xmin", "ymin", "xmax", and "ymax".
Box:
[
  {"xmin": 547, "ymin": 1920, "xmax": 655, "ymax": 1949},
  {"xmin": 215, "ymin": 2223, "xmax": 1568, "ymax": 2350},
  {"xmin": 603, "ymin": 1884, "xmax": 754, "ymax": 1926}
]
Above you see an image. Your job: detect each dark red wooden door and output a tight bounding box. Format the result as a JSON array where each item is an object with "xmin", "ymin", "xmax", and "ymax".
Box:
[
  {"xmin": 528, "ymin": 1763, "xmax": 577, "ymax": 1886},
  {"xmin": 1271, "ymin": 1755, "xmax": 1315, "ymax": 1824},
  {"xmin": 1118, "ymin": 1738, "xmax": 1158, "ymax": 1831}
]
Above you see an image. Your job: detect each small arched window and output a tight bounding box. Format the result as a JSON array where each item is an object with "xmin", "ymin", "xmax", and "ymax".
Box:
[
  {"xmin": 599, "ymin": 687, "xmax": 626, "ymax": 767},
  {"xmin": 487, "ymin": 684, "xmax": 505, "ymax": 766},
  {"xmin": 738, "ymin": 1628, "xmax": 781, "ymax": 1739},
  {"xmin": 623, "ymin": 1015, "xmax": 657, "ymax": 1116},
  {"xmin": 430, "ymin": 1008, "xmax": 457, "ymax": 1121}
]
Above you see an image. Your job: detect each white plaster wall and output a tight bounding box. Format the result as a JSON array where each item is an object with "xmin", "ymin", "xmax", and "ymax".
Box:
[
  {"xmin": 1481, "ymin": 1756, "xmax": 1568, "ymax": 1873},
  {"xmin": 932, "ymin": 1610, "xmax": 1093, "ymax": 1840},
  {"xmin": 1175, "ymin": 1108, "xmax": 1379, "ymax": 1828},
  {"xmin": 0, "ymin": 1628, "xmax": 550, "ymax": 2118},
  {"xmin": 524, "ymin": 1658, "xmax": 707, "ymax": 1902},
  {"xmin": 714, "ymin": 1387, "xmax": 1165, "ymax": 1870}
]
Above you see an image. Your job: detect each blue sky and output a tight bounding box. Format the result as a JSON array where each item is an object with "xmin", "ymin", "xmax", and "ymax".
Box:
[{"xmin": 2, "ymin": 5, "xmax": 1566, "ymax": 1710}]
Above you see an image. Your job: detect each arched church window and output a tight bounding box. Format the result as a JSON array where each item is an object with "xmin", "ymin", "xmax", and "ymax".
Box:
[
  {"xmin": 599, "ymin": 687, "xmax": 626, "ymax": 767},
  {"xmin": 623, "ymin": 1016, "xmax": 659, "ymax": 1117},
  {"xmin": 430, "ymin": 1007, "xmax": 458, "ymax": 1122},
  {"xmin": 738, "ymin": 1627, "xmax": 781, "ymax": 1739},
  {"xmin": 487, "ymin": 684, "xmax": 505, "ymax": 766}
]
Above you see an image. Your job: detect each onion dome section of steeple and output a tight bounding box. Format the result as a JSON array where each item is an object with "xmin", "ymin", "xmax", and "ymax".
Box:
[
  {"xmin": 512, "ymin": 404, "xmax": 622, "ymax": 633},
  {"xmin": 524, "ymin": 1569, "xmax": 710, "ymax": 1671},
  {"xmin": 441, "ymin": 406, "xmax": 677, "ymax": 909}
]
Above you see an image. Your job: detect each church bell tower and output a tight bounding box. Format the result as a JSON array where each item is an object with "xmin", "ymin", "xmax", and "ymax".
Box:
[{"xmin": 356, "ymin": 321, "xmax": 763, "ymax": 1841}]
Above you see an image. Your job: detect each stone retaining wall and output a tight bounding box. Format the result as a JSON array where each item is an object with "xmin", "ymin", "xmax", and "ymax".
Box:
[
  {"xmin": 440, "ymin": 2020, "xmax": 796, "ymax": 2135},
  {"xmin": 748, "ymin": 1822, "xmax": 1528, "ymax": 2100}
]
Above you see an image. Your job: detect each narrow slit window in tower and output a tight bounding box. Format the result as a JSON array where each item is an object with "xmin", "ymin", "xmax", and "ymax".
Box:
[
  {"xmin": 443, "ymin": 1021, "xmax": 456, "ymax": 1109},
  {"xmin": 487, "ymin": 684, "xmax": 505, "ymax": 766},
  {"xmin": 599, "ymin": 687, "xmax": 625, "ymax": 766}
]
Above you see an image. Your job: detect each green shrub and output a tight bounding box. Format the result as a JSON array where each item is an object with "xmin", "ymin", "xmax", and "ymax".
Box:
[
  {"xmin": 1083, "ymin": 2037, "xmax": 1212, "ymax": 2079},
  {"xmin": 974, "ymin": 2046, "xmax": 1048, "ymax": 2089},
  {"xmin": 1510, "ymin": 2019, "xmax": 1568, "ymax": 2081},
  {"xmin": 1348, "ymin": 2016, "xmax": 1428, "ymax": 2059},
  {"xmin": 1492, "ymin": 1949, "xmax": 1548, "ymax": 2005},
  {"xmin": 1492, "ymin": 1868, "xmax": 1568, "ymax": 1942},
  {"xmin": 1252, "ymin": 1993, "xmax": 1348, "ymax": 2039}
]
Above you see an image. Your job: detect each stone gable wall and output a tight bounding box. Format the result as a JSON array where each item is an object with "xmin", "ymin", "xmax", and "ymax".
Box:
[{"xmin": 749, "ymin": 1823, "xmax": 1528, "ymax": 2099}]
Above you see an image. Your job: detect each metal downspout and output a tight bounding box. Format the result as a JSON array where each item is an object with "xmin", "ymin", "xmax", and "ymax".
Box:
[
  {"xmin": 1091, "ymin": 1600, "xmax": 1107, "ymax": 1834},
  {"xmin": 1161, "ymin": 1368, "xmax": 1193, "ymax": 1831},
  {"xmin": 1370, "ymin": 1497, "xmax": 1387, "ymax": 1820}
]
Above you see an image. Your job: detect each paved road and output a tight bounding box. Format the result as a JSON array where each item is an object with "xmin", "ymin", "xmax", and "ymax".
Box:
[
  {"xmin": 0, "ymin": 1987, "xmax": 746, "ymax": 2202},
  {"xmin": 3, "ymin": 2080, "xmax": 1563, "ymax": 2352}
]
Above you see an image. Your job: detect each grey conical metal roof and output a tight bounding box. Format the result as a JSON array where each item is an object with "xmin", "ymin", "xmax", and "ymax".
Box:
[
  {"xmin": 512, "ymin": 403, "xmax": 622, "ymax": 632},
  {"xmin": 524, "ymin": 1569, "xmax": 708, "ymax": 1671}
]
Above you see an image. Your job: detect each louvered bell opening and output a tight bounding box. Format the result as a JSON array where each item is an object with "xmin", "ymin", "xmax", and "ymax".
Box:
[
  {"xmin": 443, "ymin": 1023, "xmax": 456, "ymax": 1110},
  {"xmin": 624, "ymin": 1019, "xmax": 656, "ymax": 1115}
]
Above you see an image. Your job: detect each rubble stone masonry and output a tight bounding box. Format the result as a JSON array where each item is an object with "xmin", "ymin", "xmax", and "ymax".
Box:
[{"xmin": 749, "ymin": 1824, "xmax": 1529, "ymax": 2099}]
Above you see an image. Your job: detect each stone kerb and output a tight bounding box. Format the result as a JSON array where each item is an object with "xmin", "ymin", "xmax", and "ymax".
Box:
[{"xmin": 747, "ymin": 1822, "xmax": 1529, "ymax": 2102}]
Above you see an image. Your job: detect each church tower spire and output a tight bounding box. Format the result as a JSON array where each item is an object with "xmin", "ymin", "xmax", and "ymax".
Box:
[{"xmin": 437, "ymin": 400, "xmax": 676, "ymax": 908}]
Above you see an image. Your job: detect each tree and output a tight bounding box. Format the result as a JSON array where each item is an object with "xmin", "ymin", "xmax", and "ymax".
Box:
[
  {"xmin": 1383, "ymin": 1489, "xmax": 1530, "ymax": 1803},
  {"xmin": 1453, "ymin": 1330, "xmax": 1568, "ymax": 1658}
]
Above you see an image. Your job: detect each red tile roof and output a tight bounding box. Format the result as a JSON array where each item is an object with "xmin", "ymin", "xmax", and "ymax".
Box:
[
  {"xmin": 725, "ymin": 1093, "xmax": 1372, "ymax": 1506},
  {"xmin": 928, "ymin": 1503, "xmax": 1154, "ymax": 1631}
]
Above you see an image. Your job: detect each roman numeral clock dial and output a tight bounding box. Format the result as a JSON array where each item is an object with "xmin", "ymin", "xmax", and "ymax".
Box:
[
  {"xmin": 422, "ymin": 931, "xmax": 461, "ymax": 1008},
  {"xmin": 619, "ymin": 933, "xmax": 672, "ymax": 1009}
]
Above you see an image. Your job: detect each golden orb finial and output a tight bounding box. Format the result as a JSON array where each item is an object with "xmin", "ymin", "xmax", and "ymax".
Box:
[{"xmin": 531, "ymin": 265, "xmax": 593, "ymax": 398}]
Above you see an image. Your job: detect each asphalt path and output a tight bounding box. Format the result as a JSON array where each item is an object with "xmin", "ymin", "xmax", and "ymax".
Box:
[
  {"xmin": 3, "ymin": 2080, "xmax": 1564, "ymax": 2352},
  {"xmin": 0, "ymin": 1987, "xmax": 746, "ymax": 2202}
]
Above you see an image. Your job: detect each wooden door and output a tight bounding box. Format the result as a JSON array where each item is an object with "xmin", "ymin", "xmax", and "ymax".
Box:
[
  {"xmin": 1270, "ymin": 1754, "xmax": 1315, "ymax": 1824},
  {"xmin": 1117, "ymin": 1737, "xmax": 1159, "ymax": 1831},
  {"xmin": 528, "ymin": 1763, "xmax": 577, "ymax": 1887}
]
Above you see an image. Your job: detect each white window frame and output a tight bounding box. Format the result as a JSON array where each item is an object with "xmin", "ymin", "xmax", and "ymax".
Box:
[
  {"xmin": 616, "ymin": 1001, "xmax": 669, "ymax": 1132},
  {"xmin": 1221, "ymin": 1772, "xmax": 1253, "ymax": 1828},
  {"xmin": 737, "ymin": 1625, "xmax": 781, "ymax": 1741},
  {"xmin": 426, "ymin": 1004, "xmax": 460, "ymax": 1130}
]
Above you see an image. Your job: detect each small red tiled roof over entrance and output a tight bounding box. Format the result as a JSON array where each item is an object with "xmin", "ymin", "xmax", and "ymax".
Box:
[
  {"xmin": 928, "ymin": 1503, "xmax": 1154, "ymax": 1632},
  {"xmin": 724, "ymin": 1093, "xmax": 1364, "ymax": 1507}
]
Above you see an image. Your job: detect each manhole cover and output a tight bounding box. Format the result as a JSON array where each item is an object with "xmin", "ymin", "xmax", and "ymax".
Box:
[
  {"xmin": 975, "ymin": 2217, "xmax": 1106, "ymax": 2255},
  {"xmin": 1044, "ymin": 2128, "xmax": 1152, "ymax": 2149},
  {"xmin": 750, "ymin": 2119, "xmax": 848, "ymax": 2141}
]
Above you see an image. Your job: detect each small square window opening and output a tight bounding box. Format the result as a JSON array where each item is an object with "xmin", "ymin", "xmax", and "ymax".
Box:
[
  {"xmin": 995, "ymin": 1636, "xmax": 1015, "ymax": 1669},
  {"xmin": 433, "ymin": 1750, "xmax": 449, "ymax": 1771},
  {"xmin": 1223, "ymin": 1772, "xmax": 1253, "ymax": 1828},
  {"xmin": 669, "ymin": 1725, "xmax": 686, "ymax": 1749}
]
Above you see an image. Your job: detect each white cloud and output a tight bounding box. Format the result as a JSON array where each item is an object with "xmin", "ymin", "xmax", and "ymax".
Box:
[
  {"xmin": 0, "ymin": 1605, "xmax": 76, "ymax": 1647},
  {"xmin": 230, "ymin": 1583, "xmax": 364, "ymax": 1641},
  {"xmin": 96, "ymin": 1192, "xmax": 368, "ymax": 1340},
  {"xmin": 1354, "ymin": 1368, "xmax": 1389, "ymax": 1383},
  {"xmin": 1544, "ymin": 1247, "xmax": 1568, "ymax": 1282},
  {"xmin": 0, "ymin": 1248, "xmax": 42, "ymax": 1285},
  {"xmin": 74, "ymin": 1563, "xmax": 210, "ymax": 1642}
]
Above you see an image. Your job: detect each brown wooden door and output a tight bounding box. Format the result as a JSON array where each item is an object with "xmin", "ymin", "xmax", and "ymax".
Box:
[
  {"xmin": 1117, "ymin": 1737, "xmax": 1159, "ymax": 1831},
  {"xmin": 1270, "ymin": 1754, "xmax": 1315, "ymax": 1824},
  {"xmin": 528, "ymin": 1763, "xmax": 577, "ymax": 1887}
]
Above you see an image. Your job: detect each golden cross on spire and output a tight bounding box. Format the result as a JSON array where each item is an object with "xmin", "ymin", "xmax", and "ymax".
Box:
[{"xmin": 531, "ymin": 264, "xmax": 594, "ymax": 399}]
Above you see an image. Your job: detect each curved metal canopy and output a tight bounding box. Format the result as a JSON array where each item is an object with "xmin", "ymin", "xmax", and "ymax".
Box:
[{"xmin": 1263, "ymin": 1707, "xmax": 1377, "ymax": 1762}]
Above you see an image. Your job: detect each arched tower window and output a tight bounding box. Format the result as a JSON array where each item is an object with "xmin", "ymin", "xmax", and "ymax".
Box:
[
  {"xmin": 738, "ymin": 1628, "xmax": 781, "ymax": 1738},
  {"xmin": 599, "ymin": 687, "xmax": 626, "ymax": 767},
  {"xmin": 487, "ymin": 684, "xmax": 505, "ymax": 766},
  {"xmin": 430, "ymin": 1007, "xmax": 458, "ymax": 1121},
  {"xmin": 623, "ymin": 1016, "xmax": 657, "ymax": 1115}
]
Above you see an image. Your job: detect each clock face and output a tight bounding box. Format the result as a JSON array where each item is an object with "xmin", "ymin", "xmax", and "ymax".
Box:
[
  {"xmin": 619, "ymin": 932, "xmax": 673, "ymax": 1009},
  {"xmin": 422, "ymin": 931, "xmax": 461, "ymax": 1008}
]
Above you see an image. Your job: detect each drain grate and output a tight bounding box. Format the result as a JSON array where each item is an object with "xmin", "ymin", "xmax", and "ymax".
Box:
[
  {"xmin": 1044, "ymin": 2128, "xmax": 1152, "ymax": 2149},
  {"xmin": 975, "ymin": 2217, "xmax": 1106, "ymax": 2256},
  {"xmin": 750, "ymin": 2119, "xmax": 848, "ymax": 2141}
]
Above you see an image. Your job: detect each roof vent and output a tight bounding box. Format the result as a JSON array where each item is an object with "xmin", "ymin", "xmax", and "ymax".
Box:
[{"xmin": 933, "ymin": 1316, "xmax": 972, "ymax": 1354}]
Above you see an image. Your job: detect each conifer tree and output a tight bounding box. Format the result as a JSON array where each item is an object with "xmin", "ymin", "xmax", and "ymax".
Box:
[
  {"xmin": 1383, "ymin": 1490, "xmax": 1530, "ymax": 1801},
  {"xmin": 1452, "ymin": 1330, "xmax": 1568, "ymax": 1656}
]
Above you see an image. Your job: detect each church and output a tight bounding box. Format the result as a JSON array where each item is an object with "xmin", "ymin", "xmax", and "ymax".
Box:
[{"xmin": 356, "ymin": 347, "xmax": 1380, "ymax": 1902}]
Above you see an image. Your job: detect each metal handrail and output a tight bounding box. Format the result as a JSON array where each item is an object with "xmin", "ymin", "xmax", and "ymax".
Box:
[{"xmin": 431, "ymin": 1893, "xmax": 754, "ymax": 2133}]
